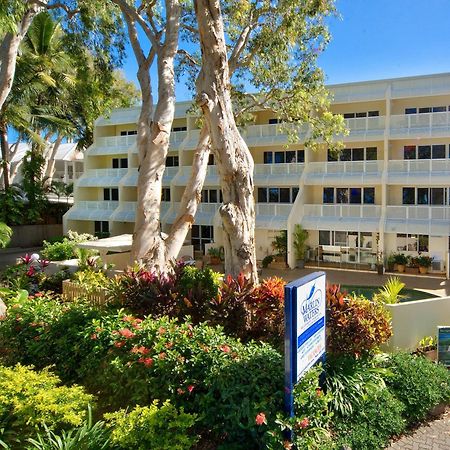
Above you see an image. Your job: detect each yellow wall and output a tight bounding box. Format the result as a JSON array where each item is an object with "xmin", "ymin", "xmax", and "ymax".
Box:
[
  {"xmin": 331, "ymin": 100, "xmax": 386, "ymax": 115},
  {"xmin": 391, "ymin": 95, "xmax": 450, "ymax": 115}
]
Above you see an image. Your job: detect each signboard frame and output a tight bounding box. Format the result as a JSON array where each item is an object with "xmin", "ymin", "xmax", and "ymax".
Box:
[
  {"xmin": 284, "ymin": 271, "xmax": 326, "ymax": 417},
  {"xmin": 437, "ymin": 326, "xmax": 450, "ymax": 367}
]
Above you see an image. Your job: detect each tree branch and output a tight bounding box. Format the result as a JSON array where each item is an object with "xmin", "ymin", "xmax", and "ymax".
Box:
[
  {"xmin": 177, "ymin": 49, "xmax": 199, "ymax": 67},
  {"xmin": 32, "ymin": 1, "xmax": 80, "ymax": 18}
]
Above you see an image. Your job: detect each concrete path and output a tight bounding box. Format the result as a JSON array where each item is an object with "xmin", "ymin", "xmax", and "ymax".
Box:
[{"xmin": 386, "ymin": 408, "xmax": 450, "ymax": 450}]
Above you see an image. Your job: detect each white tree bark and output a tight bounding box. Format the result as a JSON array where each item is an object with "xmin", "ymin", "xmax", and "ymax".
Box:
[
  {"xmin": 44, "ymin": 134, "xmax": 63, "ymax": 183},
  {"xmin": 194, "ymin": 0, "xmax": 258, "ymax": 283},
  {"xmin": 0, "ymin": 2, "xmax": 45, "ymax": 111}
]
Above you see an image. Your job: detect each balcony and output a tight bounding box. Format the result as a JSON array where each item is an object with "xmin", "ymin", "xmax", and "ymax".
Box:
[
  {"xmin": 390, "ymin": 112, "xmax": 450, "ymax": 138},
  {"xmin": 120, "ymin": 166, "xmax": 179, "ymax": 187},
  {"xmin": 77, "ymin": 168, "xmax": 128, "ymax": 187},
  {"xmin": 388, "ymin": 159, "xmax": 450, "ymax": 184},
  {"xmin": 65, "ymin": 201, "xmax": 118, "ymax": 221},
  {"xmin": 88, "ymin": 135, "xmax": 137, "ymax": 156},
  {"xmin": 255, "ymin": 203, "xmax": 292, "ymax": 229},
  {"xmin": 305, "ymin": 160, "xmax": 383, "ymax": 185},
  {"xmin": 172, "ymin": 166, "xmax": 219, "ymax": 186},
  {"xmin": 340, "ymin": 116, "xmax": 386, "ymax": 141},
  {"xmin": 385, "ymin": 205, "xmax": 450, "ymax": 235},
  {"xmin": 301, "ymin": 204, "xmax": 381, "ymax": 232},
  {"xmin": 111, "ymin": 201, "xmax": 171, "ymax": 222},
  {"xmin": 164, "ymin": 202, "xmax": 219, "ymax": 226},
  {"xmin": 254, "ymin": 163, "xmax": 303, "ymax": 185}
]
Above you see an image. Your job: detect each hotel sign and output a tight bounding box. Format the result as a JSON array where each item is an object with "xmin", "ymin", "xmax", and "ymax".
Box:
[{"xmin": 284, "ymin": 272, "xmax": 326, "ymax": 416}]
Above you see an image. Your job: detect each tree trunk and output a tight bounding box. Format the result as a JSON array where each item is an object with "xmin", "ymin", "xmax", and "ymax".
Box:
[
  {"xmin": 129, "ymin": 0, "xmax": 181, "ymax": 271},
  {"xmin": 0, "ymin": 122, "xmax": 10, "ymax": 191},
  {"xmin": 0, "ymin": 3, "xmax": 44, "ymax": 111},
  {"xmin": 44, "ymin": 134, "xmax": 63, "ymax": 183},
  {"xmin": 194, "ymin": 0, "xmax": 258, "ymax": 283}
]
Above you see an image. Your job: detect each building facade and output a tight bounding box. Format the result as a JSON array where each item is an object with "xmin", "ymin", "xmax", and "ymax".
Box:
[{"xmin": 64, "ymin": 73, "xmax": 450, "ymax": 272}]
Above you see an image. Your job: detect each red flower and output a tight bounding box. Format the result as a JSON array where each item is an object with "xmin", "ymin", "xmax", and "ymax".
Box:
[
  {"xmin": 122, "ymin": 315, "xmax": 134, "ymax": 322},
  {"xmin": 187, "ymin": 384, "xmax": 195, "ymax": 393},
  {"xmin": 298, "ymin": 417, "xmax": 310, "ymax": 429},
  {"xmin": 165, "ymin": 341, "xmax": 174, "ymax": 349},
  {"xmin": 220, "ymin": 344, "xmax": 231, "ymax": 353},
  {"xmin": 255, "ymin": 412, "xmax": 267, "ymax": 426},
  {"xmin": 114, "ymin": 341, "xmax": 125, "ymax": 348},
  {"xmin": 177, "ymin": 388, "xmax": 185, "ymax": 395},
  {"xmin": 316, "ymin": 388, "xmax": 322, "ymax": 397},
  {"xmin": 138, "ymin": 357, "xmax": 154, "ymax": 367},
  {"xmin": 158, "ymin": 352, "xmax": 167, "ymax": 360},
  {"xmin": 90, "ymin": 333, "xmax": 98, "ymax": 340},
  {"xmin": 26, "ymin": 266, "xmax": 35, "ymax": 277},
  {"xmin": 158, "ymin": 327, "xmax": 166, "ymax": 335},
  {"xmin": 131, "ymin": 345, "xmax": 150, "ymax": 355},
  {"xmin": 118, "ymin": 328, "xmax": 136, "ymax": 339},
  {"xmin": 34, "ymin": 292, "xmax": 43, "ymax": 297},
  {"xmin": 133, "ymin": 318, "xmax": 143, "ymax": 324}
]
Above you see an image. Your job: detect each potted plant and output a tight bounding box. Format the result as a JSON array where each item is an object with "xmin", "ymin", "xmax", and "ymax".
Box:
[
  {"xmin": 271, "ymin": 231, "xmax": 287, "ymax": 263},
  {"xmin": 416, "ymin": 335, "xmax": 437, "ymax": 361},
  {"xmin": 386, "ymin": 253, "xmax": 396, "ymax": 272},
  {"xmin": 292, "ymin": 224, "xmax": 309, "ymax": 269},
  {"xmin": 393, "ymin": 253, "xmax": 407, "ymax": 273},
  {"xmin": 207, "ymin": 247, "xmax": 224, "ymax": 265},
  {"xmin": 416, "ymin": 255, "xmax": 434, "ymax": 274},
  {"xmin": 405, "ymin": 255, "xmax": 419, "ymax": 274},
  {"xmin": 262, "ymin": 255, "xmax": 274, "ymax": 269}
]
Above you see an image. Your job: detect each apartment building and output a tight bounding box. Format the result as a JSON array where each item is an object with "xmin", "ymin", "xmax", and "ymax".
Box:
[{"xmin": 64, "ymin": 73, "xmax": 450, "ymax": 272}]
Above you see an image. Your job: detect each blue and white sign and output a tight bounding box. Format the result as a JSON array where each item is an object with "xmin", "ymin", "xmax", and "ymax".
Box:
[{"xmin": 284, "ymin": 272, "xmax": 326, "ymax": 417}]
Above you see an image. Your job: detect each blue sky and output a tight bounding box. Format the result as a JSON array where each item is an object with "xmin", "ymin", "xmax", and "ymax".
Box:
[{"xmin": 121, "ymin": 0, "xmax": 450, "ymax": 99}]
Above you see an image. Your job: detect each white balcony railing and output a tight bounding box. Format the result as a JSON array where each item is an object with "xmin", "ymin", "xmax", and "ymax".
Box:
[
  {"xmin": 343, "ymin": 116, "xmax": 386, "ymax": 136},
  {"xmin": 255, "ymin": 203, "xmax": 292, "ymax": 217},
  {"xmin": 83, "ymin": 168, "xmax": 128, "ymax": 178},
  {"xmin": 386, "ymin": 205, "xmax": 450, "ymax": 221},
  {"xmin": 390, "ymin": 112, "xmax": 450, "ymax": 137},
  {"xmin": 170, "ymin": 131, "xmax": 188, "ymax": 144},
  {"xmin": 96, "ymin": 135, "xmax": 137, "ymax": 148},
  {"xmin": 303, "ymin": 204, "xmax": 382, "ymax": 219},
  {"xmin": 254, "ymin": 163, "xmax": 304, "ymax": 176},
  {"xmin": 307, "ymin": 160, "xmax": 383, "ymax": 175},
  {"xmin": 388, "ymin": 159, "xmax": 450, "ymax": 173},
  {"xmin": 76, "ymin": 201, "xmax": 119, "ymax": 210}
]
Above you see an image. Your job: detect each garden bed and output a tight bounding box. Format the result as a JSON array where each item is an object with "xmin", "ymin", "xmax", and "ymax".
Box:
[{"xmin": 342, "ymin": 284, "xmax": 439, "ymax": 302}]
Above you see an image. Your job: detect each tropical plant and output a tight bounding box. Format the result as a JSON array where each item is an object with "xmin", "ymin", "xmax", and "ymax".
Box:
[
  {"xmin": 416, "ymin": 255, "xmax": 434, "ymax": 268},
  {"xmin": 0, "ymin": 222, "xmax": 11, "ymax": 248},
  {"xmin": 293, "ymin": 224, "xmax": 309, "ymax": 260},
  {"xmin": 373, "ymin": 276, "xmax": 406, "ymax": 304},
  {"xmin": 271, "ymin": 230, "xmax": 287, "ymax": 259},
  {"xmin": 392, "ymin": 253, "xmax": 408, "ymax": 265}
]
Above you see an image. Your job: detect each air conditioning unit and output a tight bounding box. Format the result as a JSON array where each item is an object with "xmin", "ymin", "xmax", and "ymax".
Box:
[{"xmin": 432, "ymin": 260, "xmax": 443, "ymax": 272}]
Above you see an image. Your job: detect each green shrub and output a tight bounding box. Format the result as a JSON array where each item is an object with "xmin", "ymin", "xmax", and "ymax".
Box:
[
  {"xmin": 27, "ymin": 406, "xmax": 110, "ymax": 450},
  {"xmin": 384, "ymin": 352, "xmax": 450, "ymax": 423},
  {"xmin": 38, "ymin": 268, "xmax": 71, "ymax": 294},
  {"xmin": 325, "ymin": 355, "xmax": 390, "ymax": 417},
  {"xmin": 333, "ymin": 388, "xmax": 405, "ymax": 450},
  {"xmin": 0, "ymin": 364, "xmax": 93, "ymax": 446},
  {"xmin": 41, "ymin": 240, "xmax": 77, "ymax": 261},
  {"xmin": 326, "ymin": 284, "xmax": 392, "ymax": 356},
  {"xmin": 105, "ymin": 401, "xmax": 197, "ymax": 450}
]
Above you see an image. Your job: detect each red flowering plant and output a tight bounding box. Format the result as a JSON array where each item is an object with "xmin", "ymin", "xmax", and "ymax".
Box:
[{"xmin": 264, "ymin": 365, "xmax": 334, "ymax": 450}]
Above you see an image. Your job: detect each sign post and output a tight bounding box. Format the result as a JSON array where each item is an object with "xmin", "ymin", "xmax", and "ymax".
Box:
[
  {"xmin": 437, "ymin": 326, "xmax": 450, "ymax": 367},
  {"xmin": 284, "ymin": 272, "xmax": 326, "ymax": 418}
]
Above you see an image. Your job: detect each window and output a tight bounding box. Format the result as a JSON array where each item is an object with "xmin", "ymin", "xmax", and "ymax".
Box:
[
  {"xmin": 432, "ymin": 144, "xmax": 446, "ymax": 158},
  {"xmin": 352, "ymin": 148, "xmax": 364, "ymax": 161},
  {"xmin": 418, "ymin": 145, "xmax": 431, "ymax": 159},
  {"xmin": 366, "ymin": 147, "xmax": 377, "ymax": 160},
  {"xmin": 402, "ymin": 188, "xmax": 415, "ymax": 205},
  {"xmin": 417, "ymin": 188, "xmax": 428, "ymax": 205},
  {"xmin": 172, "ymin": 126, "xmax": 187, "ymax": 132},
  {"xmin": 258, "ymin": 187, "xmax": 297, "ymax": 203},
  {"xmin": 94, "ymin": 221, "xmax": 109, "ymax": 237},
  {"xmin": 431, "ymin": 188, "xmax": 445, "ymax": 205},
  {"xmin": 268, "ymin": 118, "xmax": 281, "ymax": 124},
  {"xmin": 343, "ymin": 110, "xmax": 379, "ymax": 118},
  {"xmin": 368, "ymin": 111, "xmax": 379, "ymax": 117},
  {"xmin": 191, "ymin": 225, "xmax": 214, "ymax": 252},
  {"xmin": 340, "ymin": 149, "xmax": 351, "ymax": 161},
  {"xmin": 263, "ymin": 152, "xmax": 273, "ymax": 164},
  {"xmin": 202, "ymin": 189, "xmax": 220, "ymax": 203},
  {"xmin": 343, "ymin": 113, "xmax": 355, "ymax": 119},
  {"xmin": 334, "ymin": 231, "xmax": 347, "ymax": 246},
  {"xmin": 433, "ymin": 106, "xmax": 446, "ymax": 113},
  {"xmin": 120, "ymin": 130, "xmax": 137, "ymax": 136},
  {"xmin": 404, "ymin": 145, "xmax": 416, "ymax": 159},
  {"xmin": 363, "ymin": 187, "xmax": 375, "ymax": 204},
  {"xmin": 166, "ymin": 155, "xmax": 179, "ymax": 167},
  {"xmin": 405, "ymin": 108, "xmax": 417, "ymax": 114},
  {"xmin": 419, "ymin": 107, "xmax": 432, "ymax": 114},
  {"xmin": 323, "ymin": 187, "xmax": 334, "ymax": 204},
  {"xmin": 319, "ymin": 230, "xmax": 331, "ymax": 246},
  {"xmin": 263, "ymin": 150, "xmax": 304, "ymax": 164},
  {"xmin": 161, "ymin": 188, "xmax": 171, "ymax": 202},
  {"xmin": 350, "ymin": 188, "xmax": 362, "ymax": 204},
  {"xmin": 396, "ymin": 234, "xmax": 428, "ymax": 252},
  {"xmin": 103, "ymin": 188, "xmax": 119, "ymax": 201},
  {"xmin": 406, "ymin": 106, "xmax": 447, "ymax": 114},
  {"xmin": 327, "ymin": 149, "xmax": 338, "ymax": 161},
  {"xmin": 336, "ymin": 188, "xmax": 348, "ymax": 204},
  {"xmin": 112, "ymin": 158, "xmax": 128, "ymax": 169},
  {"xmin": 355, "ymin": 112, "xmax": 367, "ymax": 118}
]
